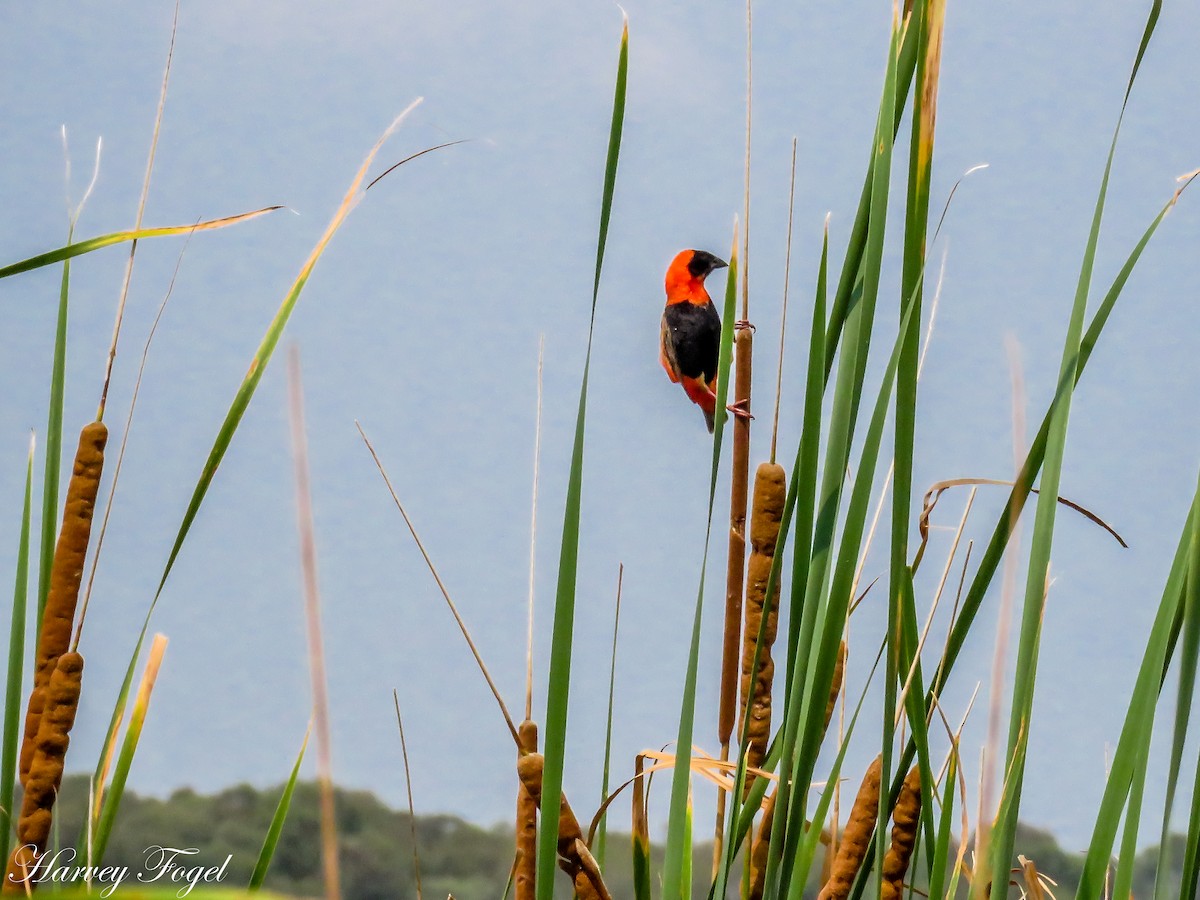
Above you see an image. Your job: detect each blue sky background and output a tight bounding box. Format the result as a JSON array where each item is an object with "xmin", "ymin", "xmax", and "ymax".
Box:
[{"xmin": 2, "ymin": 1, "xmax": 1199, "ymax": 853}]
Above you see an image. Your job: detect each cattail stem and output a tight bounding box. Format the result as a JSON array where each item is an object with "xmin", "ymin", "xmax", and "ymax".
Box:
[
  {"xmin": 715, "ymin": 324, "xmax": 753, "ymax": 857},
  {"xmin": 719, "ymin": 327, "xmax": 755, "ymax": 747}
]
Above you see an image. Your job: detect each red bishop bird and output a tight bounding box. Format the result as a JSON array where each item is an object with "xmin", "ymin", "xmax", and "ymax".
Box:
[{"xmin": 660, "ymin": 248, "xmax": 749, "ymax": 432}]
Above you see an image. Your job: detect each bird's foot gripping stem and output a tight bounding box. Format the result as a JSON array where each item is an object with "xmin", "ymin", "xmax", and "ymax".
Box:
[
  {"xmin": 735, "ymin": 320, "xmax": 756, "ymax": 333},
  {"xmin": 726, "ymin": 398, "xmax": 753, "ymax": 421}
]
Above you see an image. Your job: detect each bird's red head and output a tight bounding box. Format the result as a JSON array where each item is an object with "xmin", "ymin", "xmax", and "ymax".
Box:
[{"xmin": 664, "ymin": 249, "xmax": 728, "ymax": 306}]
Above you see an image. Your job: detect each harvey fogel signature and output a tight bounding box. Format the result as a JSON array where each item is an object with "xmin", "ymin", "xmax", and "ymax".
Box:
[{"xmin": 6, "ymin": 844, "xmax": 232, "ymax": 897}]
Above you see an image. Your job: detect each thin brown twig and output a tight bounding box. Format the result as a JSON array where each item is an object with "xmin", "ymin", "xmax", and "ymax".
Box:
[
  {"xmin": 98, "ymin": 0, "xmax": 178, "ymax": 422},
  {"xmin": 526, "ymin": 336, "xmax": 545, "ymax": 722},
  {"xmin": 356, "ymin": 421, "xmax": 521, "ymax": 746},
  {"xmin": 741, "ymin": 0, "xmax": 752, "ymax": 323},
  {"xmin": 365, "ymin": 140, "xmax": 469, "ymax": 192},
  {"xmin": 771, "ymin": 137, "xmax": 798, "ymax": 465},
  {"xmin": 288, "ymin": 346, "xmax": 341, "ymax": 900},
  {"xmin": 393, "ymin": 691, "xmax": 425, "ymax": 900},
  {"xmin": 917, "ymin": 477, "xmax": 1126, "ymax": 551}
]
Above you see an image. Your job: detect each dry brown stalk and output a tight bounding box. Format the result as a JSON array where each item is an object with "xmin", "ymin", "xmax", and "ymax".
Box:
[
  {"xmin": 1017, "ymin": 855, "xmax": 1051, "ymax": 900},
  {"xmin": 5, "ymin": 652, "xmax": 85, "ymax": 893},
  {"xmin": 720, "ymin": 325, "xmax": 755, "ymax": 743},
  {"xmin": 632, "ymin": 754, "xmax": 650, "ymax": 872},
  {"xmin": 20, "ymin": 422, "xmax": 106, "ymax": 784},
  {"xmin": 881, "ymin": 766, "xmax": 923, "ymax": 900},
  {"xmin": 739, "ymin": 461, "xmax": 786, "ymax": 791},
  {"xmin": 817, "ymin": 755, "xmax": 882, "ymax": 900},
  {"xmin": 516, "ymin": 751, "xmax": 611, "ymax": 900},
  {"xmin": 714, "ymin": 323, "xmax": 754, "ymax": 862},
  {"xmin": 515, "ymin": 720, "xmax": 539, "ymax": 900}
]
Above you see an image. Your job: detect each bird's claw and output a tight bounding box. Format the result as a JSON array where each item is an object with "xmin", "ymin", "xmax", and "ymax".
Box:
[
  {"xmin": 735, "ymin": 320, "xmax": 756, "ymax": 333},
  {"xmin": 726, "ymin": 398, "xmax": 754, "ymax": 421}
]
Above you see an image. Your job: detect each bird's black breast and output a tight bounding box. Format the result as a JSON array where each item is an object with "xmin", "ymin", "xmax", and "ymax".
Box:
[{"xmin": 662, "ymin": 301, "xmax": 721, "ymax": 382}]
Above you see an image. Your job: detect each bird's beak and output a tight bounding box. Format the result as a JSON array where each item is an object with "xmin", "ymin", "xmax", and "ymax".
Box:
[{"xmin": 710, "ymin": 257, "xmax": 729, "ymax": 271}]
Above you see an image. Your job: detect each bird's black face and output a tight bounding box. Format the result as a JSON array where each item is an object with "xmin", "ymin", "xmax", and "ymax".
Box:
[{"xmin": 686, "ymin": 250, "xmax": 729, "ymax": 280}]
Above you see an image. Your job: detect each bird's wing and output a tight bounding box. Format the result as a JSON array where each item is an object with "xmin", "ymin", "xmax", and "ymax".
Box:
[{"xmin": 660, "ymin": 313, "xmax": 681, "ymax": 383}]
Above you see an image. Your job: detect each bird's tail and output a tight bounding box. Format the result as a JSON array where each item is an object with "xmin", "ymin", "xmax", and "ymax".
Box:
[{"xmin": 682, "ymin": 375, "xmax": 718, "ymax": 434}]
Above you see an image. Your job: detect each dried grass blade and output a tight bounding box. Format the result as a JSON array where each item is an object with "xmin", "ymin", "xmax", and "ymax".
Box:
[
  {"xmin": 0, "ymin": 206, "xmax": 282, "ymax": 281},
  {"xmin": 288, "ymin": 347, "xmax": 340, "ymax": 900}
]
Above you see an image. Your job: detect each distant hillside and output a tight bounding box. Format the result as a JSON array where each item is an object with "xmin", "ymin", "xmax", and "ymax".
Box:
[
  {"xmin": 35, "ymin": 775, "xmax": 1178, "ymax": 898},
  {"xmin": 46, "ymin": 774, "xmax": 726, "ymax": 899}
]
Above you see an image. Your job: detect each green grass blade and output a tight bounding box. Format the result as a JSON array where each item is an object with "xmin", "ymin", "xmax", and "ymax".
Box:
[
  {"xmin": 1113, "ymin": 736, "xmax": 1150, "ymax": 899},
  {"xmin": 927, "ymin": 751, "xmax": 958, "ymax": 900},
  {"xmin": 1074, "ymin": 485, "xmax": 1197, "ymax": 896},
  {"xmin": 822, "ymin": 2, "xmax": 923, "ymax": 372},
  {"xmin": 990, "ymin": 5, "xmax": 1164, "ymax": 882},
  {"xmin": 856, "ymin": 131, "xmax": 1192, "ymax": 900},
  {"xmin": 775, "ymin": 113, "xmax": 885, "ymax": 874},
  {"xmin": 1181, "ymin": 729, "xmax": 1200, "ymax": 899},
  {"xmin": 893, "ymin": 0, "xmax": 945, "ymax": 872},
  {"xmin": 250, "ymin": 727, "xmax": 311, "ymax": 890},
  {"xmin": 923, "ymin": 173, "xmax": 1193, "ymax": 729},
  {"xmin": 633, "ymin": 840, "xmax": 652, "ymax": 900},
  {"xmin": 89, "ymin": 634, "xmax": 168, "ymax": 866},
  {"xmin": 777, "ymin": 258, "xmax": 920, "ymax": 900},
  {"xmin": 858, "ymin": 179, "xmax": 1200, "ymax": 885},
  {"xmin": 38, "ymin": 235, "xmax": 73, "ymax": 631},
  {"xmin": 1, "ymin": 435, "xmax": 35, "ymax": 867},
  {"xmin": 595, "ymin": 565, "xmax": 624, "ymax": 868},
  {"xmin": 662, "ymin": 234, "xmax": 738, "ymax": 900},
  {"xmin": 536, "ymin": 26, "xmax": 626, "ymax": 900},
  {"xmin": 772, "ymin": 24, "xmax": 903, "ymax": 897},
  {"xmin": 592, "ymin": 18, "xmax": 627, "ymax": 305},
  {"xmin": 0, "ymin": 207, "xmax": 281, "ymax": 283},
  {"xmin": 1155, "ymin": 539, "xmax": 1200, "ymax": 898},
  {"xmin": 681, "ymin": 798, "xmax": 693, "ymax": 899}
]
